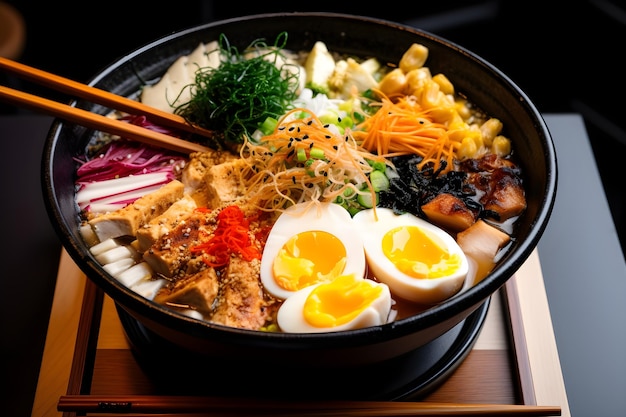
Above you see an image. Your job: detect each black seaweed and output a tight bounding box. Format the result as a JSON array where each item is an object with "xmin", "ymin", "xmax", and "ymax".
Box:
[{"xmin": 378, "ymin": 155, "xmax": 489, "ymax": 220}]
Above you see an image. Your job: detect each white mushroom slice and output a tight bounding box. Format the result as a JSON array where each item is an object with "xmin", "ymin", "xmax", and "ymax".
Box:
[{"xmin": 140, "ymin": 41, "xmax": 221, "ymax": 113}]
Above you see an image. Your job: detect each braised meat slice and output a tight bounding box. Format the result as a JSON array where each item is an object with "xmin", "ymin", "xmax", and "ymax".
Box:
[
  {"xmin": 143, "ymin": 209, "xmax": 215, "ymax": 278},
  {"xmin": 480, "ymin": 169, "xmax": 527, "ymax": 221},
  {"xmin": 210, "ymin": 256, "xmax": 279, "ymax": 330},
  {"xmin": 421, "ymin": 193, "xmax": 477, "ymax": 232},
  {"xmin": 154, "ymin": 267, "xmax": 220, "ymax": 317},
  {"xmin": 182, "ymin": 149, "xmax": 246, "ymax": 208},
  {"xmin": 88, "ymin": 180, "xmax": 185, "ymax": 241},
  {"xmin": 462, "ymin": 154, "xmax": 527, "ymax": 221},
  {"xmin": 136, "ymin": 194, "xmax": 198, "ymax": 252}
]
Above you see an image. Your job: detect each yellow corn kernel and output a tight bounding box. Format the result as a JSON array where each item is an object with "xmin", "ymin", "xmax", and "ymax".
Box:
[
  {"xmin": 454, "ymin": 100, "xmax": 472, "ymax": 120},
  {"xmin": 473, "ymin": 132, "xmax": 485, "ymax": 150},
  {"xmin": 399, "ymin": 43, "xmax": 429, "ymax": 73},
  {"xmin": 448, "ymin": 128, "xmax": 468, "ymax": 143},
  {"xmin": 432, "ymin": 73, "xmax": 454, "ymax": 95},
  {"xmin": 480, "ymin": 118, "xmax": 503, "ymax": 146},
  {"xmin": 447, "ymin": 111, "xmax": 465, "ymax": 127},
  {"xmin": 458, "ymin": 137, "xmax": 478, "ymax": 160},
  {"xmin": 448, "ymin": 119, "xmax": 469, "ymax": 135},
  {"xmin": 449, "ymin": 125, "xmax": 478, "ymax": 143},
  {"xmin": 491, "ymin": 135, "xmax": 511, "ymax": 156},
  {"xmin": 428, "ymin": 106, "xmax": 457, "ymax": 125},
  {"xmin": 419, "ymin": 80, "xmax": 443, "ymax": 109},
  {"xmin": 378, "ymin": 68, "xmax": 407, "ymax": 96},
  {"xmin": 405, "ymin": 67, "xmax": 432, "ymax": 95}
]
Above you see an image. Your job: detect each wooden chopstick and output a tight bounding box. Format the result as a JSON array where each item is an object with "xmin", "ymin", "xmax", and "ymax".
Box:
[
  {"xmin": 0, "ymin": 84, "xmax": 210, "ymax": 154},
  {"xmin": 58, "ymin": 395, "xmax": 561, "ymax": 416},
  {"xmin": 0, "ymin": 56, "xmax": 216, "ymax": 138},
  {"xmin": 0, "ymin": 56, "xmax": 213, "ymax": 154}
]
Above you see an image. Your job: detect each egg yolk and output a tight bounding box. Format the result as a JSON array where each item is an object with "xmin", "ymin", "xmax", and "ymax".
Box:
[
  {"xmin": 273, "ymin": 230, "xmax": 347, "ymax": 291},
  {"xmin": 303, "ymin": 274, "xmax": 383, "ymax": 327},
  {"xmin": 382, "ymin": 225, "xmax": 463, "ymax": 278}
]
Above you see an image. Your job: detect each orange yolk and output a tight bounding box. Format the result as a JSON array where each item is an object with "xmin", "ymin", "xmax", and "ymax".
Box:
[
  {"xmin": 273, "ymin": 230, "xmax": 347, "ymax": 291},
  {"xmin": 382, "ymin": 225, "xmax": 463, "ymax": 278},
  {"xmin": 303, "ymin": 274, "xmax": 384, "ymax": 327}
]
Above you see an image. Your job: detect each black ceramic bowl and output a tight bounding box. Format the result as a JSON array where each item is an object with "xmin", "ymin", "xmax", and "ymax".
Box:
[{"xmin": 42, "ymin": 13, "xmax": 556, "ymax": 374}]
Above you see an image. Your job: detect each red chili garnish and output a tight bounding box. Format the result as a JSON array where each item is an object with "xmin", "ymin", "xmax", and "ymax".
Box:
[{"xmin": 190, "ymin": 205, "xmax": 261, "ymax": 268}]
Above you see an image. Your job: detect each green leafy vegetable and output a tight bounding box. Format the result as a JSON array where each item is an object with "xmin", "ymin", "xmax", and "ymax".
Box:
[{"xmin": 174, "ymin": 32, "xmax": 300, "ymax": 148}]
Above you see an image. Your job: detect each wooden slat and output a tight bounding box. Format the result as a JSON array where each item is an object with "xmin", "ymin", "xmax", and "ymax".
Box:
[
  {"xmin": 31, "ymin": 250, "xmax": 86, "ymax": 417},
  {"xmin": 506, "ymin": 251, "xmax": 571, "ymax": 415}
]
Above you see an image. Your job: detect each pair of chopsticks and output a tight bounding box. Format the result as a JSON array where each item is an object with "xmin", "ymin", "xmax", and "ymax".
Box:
[
  {"xmin": 0, "ymin": 56, "xmax": 212, "ymax": 154},
  {"xmin": 57, "ymin": 395, "xmax": 562, "ymax": 416}
]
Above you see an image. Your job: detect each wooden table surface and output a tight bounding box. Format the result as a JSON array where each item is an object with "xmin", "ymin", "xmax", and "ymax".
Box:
[{"xmin": 31, "ymin": 248, "xmax": 570, "ymax": 416}]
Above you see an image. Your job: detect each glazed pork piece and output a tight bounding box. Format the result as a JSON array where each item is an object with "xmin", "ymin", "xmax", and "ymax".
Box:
[
  {"xmin": 88, "ymin": 180, "xmax": 185, "ymax": 242},
  {"xmin": 154, "ymin": 267, "xmax": 220, "ymax": 317},
  {"xmin": 146, "ymin": 203, "xmax": 279, "ymax": 329},
  {"xmin": 143, "ymin": 208, "xmax": 209, "ymax": 278},
  {"xmin": 140, "ymin": 151, "xmax": 281, "ymax": 329},
  {"xmin": 153, "ymin": 250, "xmax": 279, "ymax": 329},
  {"xmin": 461, "ymin": 154, "xmax": 527, "ymax": 222},
  {"xmin": 209, "ymin": 256, "xmax": 279, "ymax": 329},
  {"xmin": 136, "ymin": 194, "xmax": 198, "ymax": 252},
  {"xmin": 183, "ymin": 152, "xmax": 249, "ymax": 208}
]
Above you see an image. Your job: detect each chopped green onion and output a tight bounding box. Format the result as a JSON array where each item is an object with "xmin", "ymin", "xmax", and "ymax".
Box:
[
  {"xmin": 296, "ymin": 147, "xmax": 307, "ymax": 162},
  {"xmin": 368, "ymin": 159, "xmax": 387, "ymax": 172},
  {"xmin": 338, "ymin": 115, "xmax": 354, "ymax": 129},
  {"xmin": 369, "ymin": 170, "xmax": 390, "ymax": 192},
  {"xmin": 310, "ymin": 147, "xmax": 325, "ymax": 159},
  {"xmin": 357, "ymin": 189, "xmax": 377, "ymax": 208},
  {"xmin": 258, "ymin": 116, "xmax": 279, "ymax": 136}
]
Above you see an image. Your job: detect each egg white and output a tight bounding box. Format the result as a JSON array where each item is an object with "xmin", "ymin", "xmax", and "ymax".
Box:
[
  {"xmin": 276, "ymin": 275, "xmax": 392, "ymax": 333},
  {"xmin": 260, "ymin": 202, "xmax": 366, "ymax": 300},
  {"xmin": 352, "ymin": 208, "xmax": 469, "ymax": 304}
]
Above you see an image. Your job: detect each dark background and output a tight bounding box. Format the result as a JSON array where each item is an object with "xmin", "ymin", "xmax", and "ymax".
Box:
[
  {"xmin": 1, "ymin": 2, "xmax": 625, "ymax": 416},
  {"xmin": 3, "ymin": 1, "xmax": 624, "ymax": 258}
]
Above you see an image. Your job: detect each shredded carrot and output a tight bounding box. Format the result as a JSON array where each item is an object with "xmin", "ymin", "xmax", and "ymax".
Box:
[
  {"xmin": 238, "ymin": 108, "xmax": 387, "ymax": 214},
  {"xmin": 190, "ymin": 205, "xmax": 261, "ymax": 268},
  {"xmin": 353, "ymin": 93, "xmax": 459, "ymax": 173}
]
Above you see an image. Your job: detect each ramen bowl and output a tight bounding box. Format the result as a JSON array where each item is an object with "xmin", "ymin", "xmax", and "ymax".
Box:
[{"xmin": 42, "ymin": 12, "xmax": 556, "ymax": 381}]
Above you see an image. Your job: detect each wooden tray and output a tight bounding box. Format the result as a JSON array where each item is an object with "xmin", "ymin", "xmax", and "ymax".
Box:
[{"xmin": 31, "ymin": 249, "xmax": 570, "ymax": 416}]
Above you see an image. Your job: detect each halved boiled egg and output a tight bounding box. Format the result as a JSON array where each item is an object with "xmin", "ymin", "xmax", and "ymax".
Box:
[
  {"xmin": 352, "ymin": 208, "xmax": 469, "ymax": 304},
  {"xmin": 277, "ymin": 273, "xmax": 392, "ymax": 333},
  {"xmin": 260, "ymin": 202, "xmax": 366, "ymax": 300}
]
